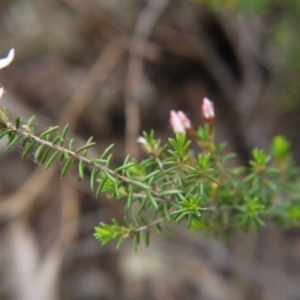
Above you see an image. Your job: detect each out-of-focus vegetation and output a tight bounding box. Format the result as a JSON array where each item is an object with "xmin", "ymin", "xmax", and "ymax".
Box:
[
  {"xmin": 1, "ymin": 0, "xmax": 300, "ymax": 299},
  {"xmin": 198, "ymin": 0, "xmax": 300, "ymax": 112}
]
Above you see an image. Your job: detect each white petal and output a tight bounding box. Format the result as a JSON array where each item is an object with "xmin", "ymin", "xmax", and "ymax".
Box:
[
  {"xmin": 0, "ymin": 48, "xmax": 15, "ymax": 69},
  {"xmin": 0, "ymin": 87, "xmax": 4, "ymax": 98}
]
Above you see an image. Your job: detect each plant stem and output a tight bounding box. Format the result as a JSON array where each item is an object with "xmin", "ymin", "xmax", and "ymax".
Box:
[{"xmin": 5, "ymin": 122, "xmax": 168, "ymax": 201}]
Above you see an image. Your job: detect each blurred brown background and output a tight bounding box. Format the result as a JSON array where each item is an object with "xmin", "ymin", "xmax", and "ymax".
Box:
[{"xmin": 1, "ymin": 0, "xmax": 300, "ymax": 299}]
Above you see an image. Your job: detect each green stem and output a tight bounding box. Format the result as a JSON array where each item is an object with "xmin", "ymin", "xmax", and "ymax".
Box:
[{"xmin": 5, "ymin": 122, "xmax": 169, "ymax": 201}]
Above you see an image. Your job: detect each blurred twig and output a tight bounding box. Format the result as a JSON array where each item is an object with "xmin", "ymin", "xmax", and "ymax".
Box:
[
  {"xmin": 62, "ymin": 0, "xmax": 122, "ymax": 40},
  {"xmin": 0, "ymin": 167, "xmax": 56, "ymax": 220},
  {"xmin": 60, "ymin": 36, "xmax": 127, "ymax": 130},
  {"xmin": 125, "ymin": 0, "xmax": 169, "ymax": 158}
]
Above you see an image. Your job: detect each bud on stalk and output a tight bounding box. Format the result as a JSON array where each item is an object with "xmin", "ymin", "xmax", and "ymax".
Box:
[
  {"xmin": 170, "ymin": 110, "xmax": 193, "ymax": 134},
  {"xmin": 201, "ymin": 97, "xmax": 215, "ymax": 123}
]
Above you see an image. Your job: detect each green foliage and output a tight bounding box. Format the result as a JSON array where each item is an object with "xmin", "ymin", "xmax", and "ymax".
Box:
[
  {"xmin": 1, "ymin": 107, "xmax": 300, "ymax": 251},
  {"xmin": 195, "ymin": 0, "xmax": 272, "ymax": 14}
]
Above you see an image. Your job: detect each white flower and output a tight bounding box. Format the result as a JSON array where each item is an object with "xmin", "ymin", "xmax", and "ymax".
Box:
[
  {"xmin": 0, "ymin": 48, "xmax": 15, "ymax": 99},
  {"xmin": 0, "ymin": 48, "xmax": 15, "ymax": 70}
]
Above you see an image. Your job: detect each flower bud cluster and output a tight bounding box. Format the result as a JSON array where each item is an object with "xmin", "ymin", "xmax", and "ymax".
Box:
[
  {"xmin": 170, "ymin": 110, "xmax": 193, "ymax": 134},
  {"xmin": 169, "ymin": 98, "xmax": 215, "ymax": 134}
]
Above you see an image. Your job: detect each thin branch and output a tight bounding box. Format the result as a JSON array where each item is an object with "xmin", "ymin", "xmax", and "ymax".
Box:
[
  {"xmin": 134, "ymin": 216, "xmax": 166, "ymax": 233},
  {"xmin": 60, "ymin": 37, "xmax": 127, "ymax": 130},
  {"xmin": 4, "ymin": 122, "xmax": 169, "ymax": 201}
]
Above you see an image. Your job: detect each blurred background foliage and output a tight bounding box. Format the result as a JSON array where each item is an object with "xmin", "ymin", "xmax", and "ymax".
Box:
[
  {"xmin": 0, "ymin": 0, "xmax": 300, "ymax": 299},
  {"xmin": 198, "ymin": 0, "xmax": 300, "ymax": 113}
]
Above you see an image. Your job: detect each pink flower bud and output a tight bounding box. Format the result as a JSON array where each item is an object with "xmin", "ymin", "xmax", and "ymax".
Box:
[
  {"xmin": 201, "ymin": 97, "xmax": 215, "ymax": 122},
  {"xmin": 170, "ymin": 110, "xmax": 186, "ymax": 134},
  {"xmin": 177, "ymin": 111, "xmax": 193, "ymax": 132}
]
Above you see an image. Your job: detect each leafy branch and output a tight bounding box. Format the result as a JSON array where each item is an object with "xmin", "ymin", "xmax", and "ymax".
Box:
[{"xmin": 1, "ymin": 96, "xmax": 300, "ymax": 251}]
